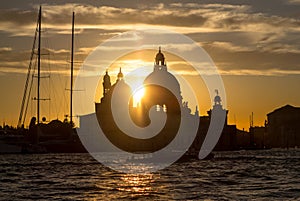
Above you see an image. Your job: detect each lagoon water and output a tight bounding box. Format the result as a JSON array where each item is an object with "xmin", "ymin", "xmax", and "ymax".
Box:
[{"xmin": 0, "ymin": 149, "xmax": 299, "ymax": 200}]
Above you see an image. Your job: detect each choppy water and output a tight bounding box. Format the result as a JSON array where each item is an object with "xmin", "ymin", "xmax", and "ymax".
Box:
[{"xmin": 0, "ymin": 149, "xmax": 299, "ymax": 200}]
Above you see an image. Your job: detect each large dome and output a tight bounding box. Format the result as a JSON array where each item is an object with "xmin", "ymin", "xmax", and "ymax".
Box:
[
  {"xmin": 144, "ymin": 47, "xmax": 182, "ymax": 102},
  {"xmin": 143, "ymin": 67, "xmax": 182, "ymax": 102}
]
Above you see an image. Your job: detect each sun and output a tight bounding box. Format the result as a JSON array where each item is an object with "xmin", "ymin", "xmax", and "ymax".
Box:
[{"xmin": 132, "ymin": 87, "xmax": 145, "ymax": 106}]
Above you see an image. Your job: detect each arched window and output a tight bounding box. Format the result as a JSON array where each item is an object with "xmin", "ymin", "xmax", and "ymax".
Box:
[
  {"xmin": 156, "ymin": 104, "xmax": 160, "ymax": 112},
  {"xmin": 163, "ymin": 104, "xmax": 167, "ymax": 112}
]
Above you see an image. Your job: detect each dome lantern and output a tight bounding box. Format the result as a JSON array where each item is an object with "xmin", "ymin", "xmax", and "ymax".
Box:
[
  {"xmin": 155, "ymin": 46, "xmax": 165, "ymax": 66},
  {"xmin": 117, "ymin": 67, "xmax": 124, "ymax": 81},
  {"xmin": 214, "ymin": 89, "xmax": 222, "ymax": 105}
]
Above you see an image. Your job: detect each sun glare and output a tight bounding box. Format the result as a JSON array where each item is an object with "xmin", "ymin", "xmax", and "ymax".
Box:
[{"xmin": 133, "ymin": 87, "xmax": 145, "ymax": 106}]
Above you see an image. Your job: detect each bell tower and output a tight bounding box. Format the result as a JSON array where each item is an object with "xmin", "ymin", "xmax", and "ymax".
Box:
[
  {"xmin": 207, "ymin": 89, "xmax": 228, "ymax": 125},
  {"xmin": 103, "ymin": 70, "xmax": 111, "ymax": 97}
]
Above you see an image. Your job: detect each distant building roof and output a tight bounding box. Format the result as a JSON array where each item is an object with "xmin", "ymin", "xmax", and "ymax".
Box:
[{"xmin": 267, "ymin": 104, "xmax": 300, "ymax": 116}]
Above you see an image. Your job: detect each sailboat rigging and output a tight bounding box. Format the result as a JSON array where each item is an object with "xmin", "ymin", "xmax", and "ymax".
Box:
[
  {"xmin": 12, "ymin": 6, "xmax": 86, "ymax": 153},
  {"xmin": 17, "ymin": 8, "xmax": 39, "ymax": 128},
  {"xmin": 18, "ymin": 6, "xmax": 76, "ymax": 128}
]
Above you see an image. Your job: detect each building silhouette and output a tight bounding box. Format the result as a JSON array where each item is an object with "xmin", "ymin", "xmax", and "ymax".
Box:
[
  {"xmin": 191, "ymin": 91, "xmax": 238, "ymax": 152},
  {"xmin": 4, "ymin": 48, "xmax": 299, "ymax": 154},
  {"xmin": 95, "ymin": 48, "xmax": 185, "ymax": 152},
  {"xmin": 95, "ymin": 48, "xmax": 239, "ymax": 154},
  {"xmin": 266, "ymin": 104, "xmax": 300, "ymax": 148}
]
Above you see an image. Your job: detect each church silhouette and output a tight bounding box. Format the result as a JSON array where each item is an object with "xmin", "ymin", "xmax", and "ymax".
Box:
[{"xmin": 95, "ymin": 47, "xmax": 234, "ymax": 156}]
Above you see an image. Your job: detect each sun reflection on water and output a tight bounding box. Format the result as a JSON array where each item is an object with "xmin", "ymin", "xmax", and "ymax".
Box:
[{"xmin": 117, "ymin": 173, "xmax": 156, "ymax": 196}]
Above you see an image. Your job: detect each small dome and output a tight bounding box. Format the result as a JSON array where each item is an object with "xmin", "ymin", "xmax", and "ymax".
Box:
[
  {"xmin": 110, "ymin": 79, "xmax": 132, "ymax": 106},
  {"xmin": 117, "ymin": 68, "xmax": 124, "ymax": 79},
  {"xmin": 115, "ymin": 79, "xmax": 131, "ymax": 94},
  {"xmin": 214, "ymin": 95, "xmax": 221, "ymax": 104},
  {"xmin": 156, "ymin": 51, "xmax": 164, "ymax": 61}
]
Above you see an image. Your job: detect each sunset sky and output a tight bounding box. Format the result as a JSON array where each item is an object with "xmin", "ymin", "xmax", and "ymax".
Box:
[{"xmin": 0, "ymin": 0, "xmax": 300, "ymax": 130}]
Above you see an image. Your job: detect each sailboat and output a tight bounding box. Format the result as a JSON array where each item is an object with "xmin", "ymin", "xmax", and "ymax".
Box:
[
  {"xmin": 28, "ymin": 7, "xmax": 86, "ymax": 153},
  {"xmin": 0, "ymin": 6, "xmax": 86, "ymax": 153}
]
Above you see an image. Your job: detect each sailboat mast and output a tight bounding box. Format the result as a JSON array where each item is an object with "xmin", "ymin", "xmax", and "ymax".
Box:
[
  {"xmin": 37, "ymin": 5, "xmax": 41, "ymax": 124},
  {"xmin": 70, "ymin": 12, "xmax": 75, "ymax": 125}
]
